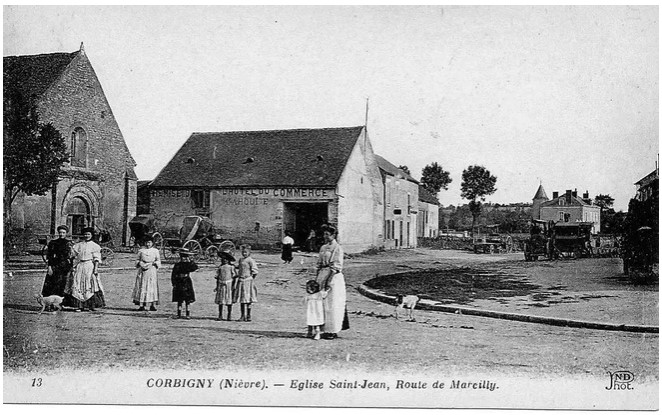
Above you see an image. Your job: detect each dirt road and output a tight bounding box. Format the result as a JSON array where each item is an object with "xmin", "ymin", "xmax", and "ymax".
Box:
[{"xmin": 3, "ymin": 248, "xmax": 658, "ymax": 380}]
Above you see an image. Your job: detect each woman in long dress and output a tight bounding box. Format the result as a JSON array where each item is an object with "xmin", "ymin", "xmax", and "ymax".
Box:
[
  {"xmin": 65, "ymin": 227, "xmax": 105, "ymax": 311},
  {"xmin": 132, "ymin": 236, "xmax": 161, "ymax": 311},
  {"xmin": 281, "ymin": 230, "xmax": 294, "ymax": 264},
  {"xmin": 43, "ymin": 225, "xmax": 72, "ymax": 298},
  {"xmin": 315, "ymin": 225, "xmax": 347, "ymax": 340}
]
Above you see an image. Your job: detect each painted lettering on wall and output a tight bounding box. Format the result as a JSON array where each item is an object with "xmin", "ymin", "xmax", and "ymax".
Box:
[
  {"xmin": 151, "ymin": 189, "xmax": 191, "ymax": 198},
  {"xmin": 218, "ymin": 188, "xmax": 331, "ymax": 198},
  {"xmin": 224, "ymin": 198, "xmax": 269, "ymax": 206},
  {"xmin": 152, "ymin": 188, "xmax": 333, "ymax": 200}
]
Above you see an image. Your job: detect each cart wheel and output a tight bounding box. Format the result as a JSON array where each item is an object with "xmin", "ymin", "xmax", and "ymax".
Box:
[
  {"xmin": 206, "ymin": 246, "xmax": 219, "ymax": 263},
  {"xmin": 100, "ymin": 247, "xmax": 115, "ymax": 267},
  {"xmin": 504, "ymin": 236, "xmax": 514, "ymax": 253},
  {"xmin": 183, "ymin": 240, "xmax": 202, "ymax": 261},
  {"xmin": 41, "ymin": 244, "xmax": 49, "ymax": 263},
  {"xmin": 219, "ymin": 240, "xmax": 236, "ymax": 254},
  {"xmin": 162, "ymin": 243, "xmax": 176, "ymax": 260},
  {"xmin": 152, "ymin": 232, "xmax": 164, "ymax": 251}
]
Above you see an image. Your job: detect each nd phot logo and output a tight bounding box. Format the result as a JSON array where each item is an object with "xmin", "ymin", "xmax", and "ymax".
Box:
[{"xmin": 606, "ymin": 371, "xmax": 634, "ymax": 390}]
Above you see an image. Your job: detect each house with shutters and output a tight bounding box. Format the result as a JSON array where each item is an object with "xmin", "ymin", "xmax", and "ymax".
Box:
[
  {"xmin": 537, "ymin": 187, "xmax": 601, "ymax": 233},
  {"xmin": 417, "ymin": 185, "xmax": 440, "ymax": 238},
  {"xmin": 3, "ymin": 43, "xmax": 137, "ymax": 243},
  {"xmin": 374, "ymin": 155, "xmax": 419, "ymax": 249}
]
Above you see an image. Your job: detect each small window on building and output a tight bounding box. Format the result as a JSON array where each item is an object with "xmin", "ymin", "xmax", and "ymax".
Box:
[
  {"xmin": 70, "ymin": 127, "xmax": 87, "ymax": 167},
  {"xmin": 559, "ymin": 211, "xmax": 564, "ymax": 221},
  {"xmin": 191, "ymin": 189, "xmax": 210, "ymax": 209},
  {"xmin": 394, "ymin": 208, "xmax": 402, "ymax": 215}
]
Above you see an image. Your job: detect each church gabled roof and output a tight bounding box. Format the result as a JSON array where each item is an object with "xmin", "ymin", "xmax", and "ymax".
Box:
[
  {"xmin": 3, "ymin": 51, "xmax": 79, "ymax": 100},
  {"xmin": 533, "ymin": 184, "xmax": 549, "ymax": 200},
  {"xmin": 151, "ymin": 126, "xmax": 365, "ymax": 188}
]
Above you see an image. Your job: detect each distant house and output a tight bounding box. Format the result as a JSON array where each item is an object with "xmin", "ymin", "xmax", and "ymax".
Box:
[
  {"xmin": 3, "ymin": 43, "xmax": 137, "ymax": 243},
  {"xmin": 539, "ymin": 188, "xmax": 601, "ymax": 233},
  {"xmin": 634, "ymin": 168, "xmax": 659, "ymax": 203},
  {"xmin": 374, "ymin": 155, "xmax": 419, "ymax": 249},
  {"xmin": 149, "ymin": 126, "xmax": 384, "ymax": 253},
  {"xmin": 417, "ymin": 185, "xmax": 439, "ymax": 238}
]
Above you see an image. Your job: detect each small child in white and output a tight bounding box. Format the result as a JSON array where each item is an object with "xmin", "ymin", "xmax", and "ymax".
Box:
[
  {"xmin": 304, "ymin": 280, "xmax": 328, "ymax": 340},
  {"xmin": 214, "ymin": 255, "xmax": 236, "ymax": 320}
]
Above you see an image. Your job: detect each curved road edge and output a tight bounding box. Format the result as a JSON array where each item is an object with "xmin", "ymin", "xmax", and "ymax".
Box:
[{"xmin": 357, "ymin": 283, "xmax": 659, "ymax": 334}]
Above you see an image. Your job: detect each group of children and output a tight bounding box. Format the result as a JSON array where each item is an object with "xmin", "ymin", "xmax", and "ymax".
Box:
[
  {"xmin": 133, "ymin": 241, "xmax": 331, "ymax": 339},
  {"xmin": 142, "ymin": 244, "xmax": 258, "ymax": 321},
  {"xmin": 211, "ymin": 245, "xmax": 258, "ymax": 321}
]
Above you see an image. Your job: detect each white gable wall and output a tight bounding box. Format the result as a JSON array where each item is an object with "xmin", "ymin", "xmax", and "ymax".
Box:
[{"xmin": 336, "ymin": 130, "xmax": 384, "ymax": 253}]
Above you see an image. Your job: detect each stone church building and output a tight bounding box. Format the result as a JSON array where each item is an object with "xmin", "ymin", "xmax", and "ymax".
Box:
[{"xmin": 4, "ymin": 44, "xmax": 137, "ymax": 244}]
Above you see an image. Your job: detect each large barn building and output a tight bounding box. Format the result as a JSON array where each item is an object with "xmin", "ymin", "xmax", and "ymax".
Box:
[{"xmin": 149, "ymin": 126, "xmax": 385, "ymax": 253}]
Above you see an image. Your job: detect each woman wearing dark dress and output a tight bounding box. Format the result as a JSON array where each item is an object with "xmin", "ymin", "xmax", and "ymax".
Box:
[
  {"xmin": 43, "ymin": 225, "xmax": 72, "ymax": 297},
  {"xmin": 281, "ymin": 230, "xmax": 294, "ymax": 264},
  {"xmin": 171, "ymin": 249, "xmax": 198, "ymax": 319}
]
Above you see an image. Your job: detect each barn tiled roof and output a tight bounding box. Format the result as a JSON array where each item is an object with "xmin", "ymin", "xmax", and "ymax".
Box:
[
  {"xmin": 151, "ymin": 126, "xmax": 365, "ymax": 188},
  {"xmin": 418, "ymin": 185, "xmax": 440, "ymax": 205},
  {"xmin": 3, "ymin": 51, "xmax": 78, "ymax": 99},
  {"xmin": 374, "ymin": 155, "xmax": 418, "ymax": 183}
]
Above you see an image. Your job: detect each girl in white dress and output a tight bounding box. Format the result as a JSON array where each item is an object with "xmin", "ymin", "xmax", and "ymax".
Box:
[
  {"xmin": 214, "ymin": 254, "xmax": 236, "ymax": 320},
  {"xmin": 132, "ymin": 236, "xmax": 161, "ymax": 311},
  {"xmin": 304, "ymin": 280, "xmax": 328, "ymax": 340}
]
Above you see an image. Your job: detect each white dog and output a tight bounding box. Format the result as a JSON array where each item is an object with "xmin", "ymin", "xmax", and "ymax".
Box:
[
  {"xmin": 35, "ymin": 294, "xmax": 64, "ymax": 314},
  {"xmin": 395, "ymin": 294, "xmax": 419, "ymax": 321}
]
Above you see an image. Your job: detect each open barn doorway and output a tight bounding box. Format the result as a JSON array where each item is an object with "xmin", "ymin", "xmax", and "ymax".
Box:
[{"xmin": 283, "ymin": 202, "xmax": 328, "ymax": 251}]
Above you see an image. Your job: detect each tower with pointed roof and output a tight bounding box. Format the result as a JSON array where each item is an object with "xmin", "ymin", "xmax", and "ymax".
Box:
[{"xmin": 532, "ymin": 184, "xmax": 549, "ymax": 219}]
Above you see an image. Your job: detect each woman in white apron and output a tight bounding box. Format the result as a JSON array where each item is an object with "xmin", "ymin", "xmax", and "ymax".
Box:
[{"xmin": 315, "ymin": 225, "xmax": 348, "ymax": 340}]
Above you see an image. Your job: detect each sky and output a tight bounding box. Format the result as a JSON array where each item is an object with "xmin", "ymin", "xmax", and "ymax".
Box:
[{"xmin": 3, "ymin": 5, "xmax": 658, "ymax": 211}]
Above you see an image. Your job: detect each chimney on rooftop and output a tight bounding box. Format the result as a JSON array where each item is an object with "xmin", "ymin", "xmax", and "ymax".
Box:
[
  {"xmin": 565, "ymin": 189, "xmax": 572, "ymax": 205},
  {"xmin": 572, "ymin": 188, "xmax": 577, "ymax": 198},
  {"xmin": 552, "ymin": 191, "xmax": 559, "ymax": 199}
]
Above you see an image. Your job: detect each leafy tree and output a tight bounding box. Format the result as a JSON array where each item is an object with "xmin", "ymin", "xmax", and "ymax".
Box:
[
  {"xmin": 421, "ymin": 162, "xmax": 452, "ymax": 194},
  {"xmin": 3, "ymin": 90, "xmax": 69, "ymax": 234},
  {"xmin": 594, "ymin": 194, "xmax": 615, "ymax": 209},
  {"xmin": 460, "ymin": 165, "xmax": 497, "ymax": 233},
  {"xmin": 601, "ymin": 209, "xmax": 626, "ymax": 235},
  {"xmin": 397, "ymin": 165, "xmax": 411, "ymax": 176}
]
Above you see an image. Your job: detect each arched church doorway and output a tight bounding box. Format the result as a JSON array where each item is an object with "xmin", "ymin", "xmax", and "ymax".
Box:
[{"xmin": 66, "ymin": 196, "xmax": 93, "ymax": 236}]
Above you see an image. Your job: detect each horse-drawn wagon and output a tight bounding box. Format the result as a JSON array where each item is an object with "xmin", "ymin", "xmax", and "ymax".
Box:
[
  {"xmin": 128, "ymin": 215, "xmax": 164, "ymax": 253},
  {"xmin": 163, "ymin": 215, "xmax": 235, "ymax": 262},
  {"xmin": 472, "ymin": 224, "xmax": 514, "ymax": 254}
]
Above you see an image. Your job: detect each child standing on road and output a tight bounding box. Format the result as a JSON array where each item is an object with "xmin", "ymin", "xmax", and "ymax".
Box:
[
  {"xmin": 214, "ymin": 253, "xmax": 236, "ymax": 321},
  {"xmin": 305, "ymin": 280, "xmax": 327, "ymax": 340},
  {"xmin": 171, "ymin": 248, "xmax": 198, "ymax": 319},
  {"xmin": 233, "ymin": 245, "xmax": 258, "ymax": 321}
]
